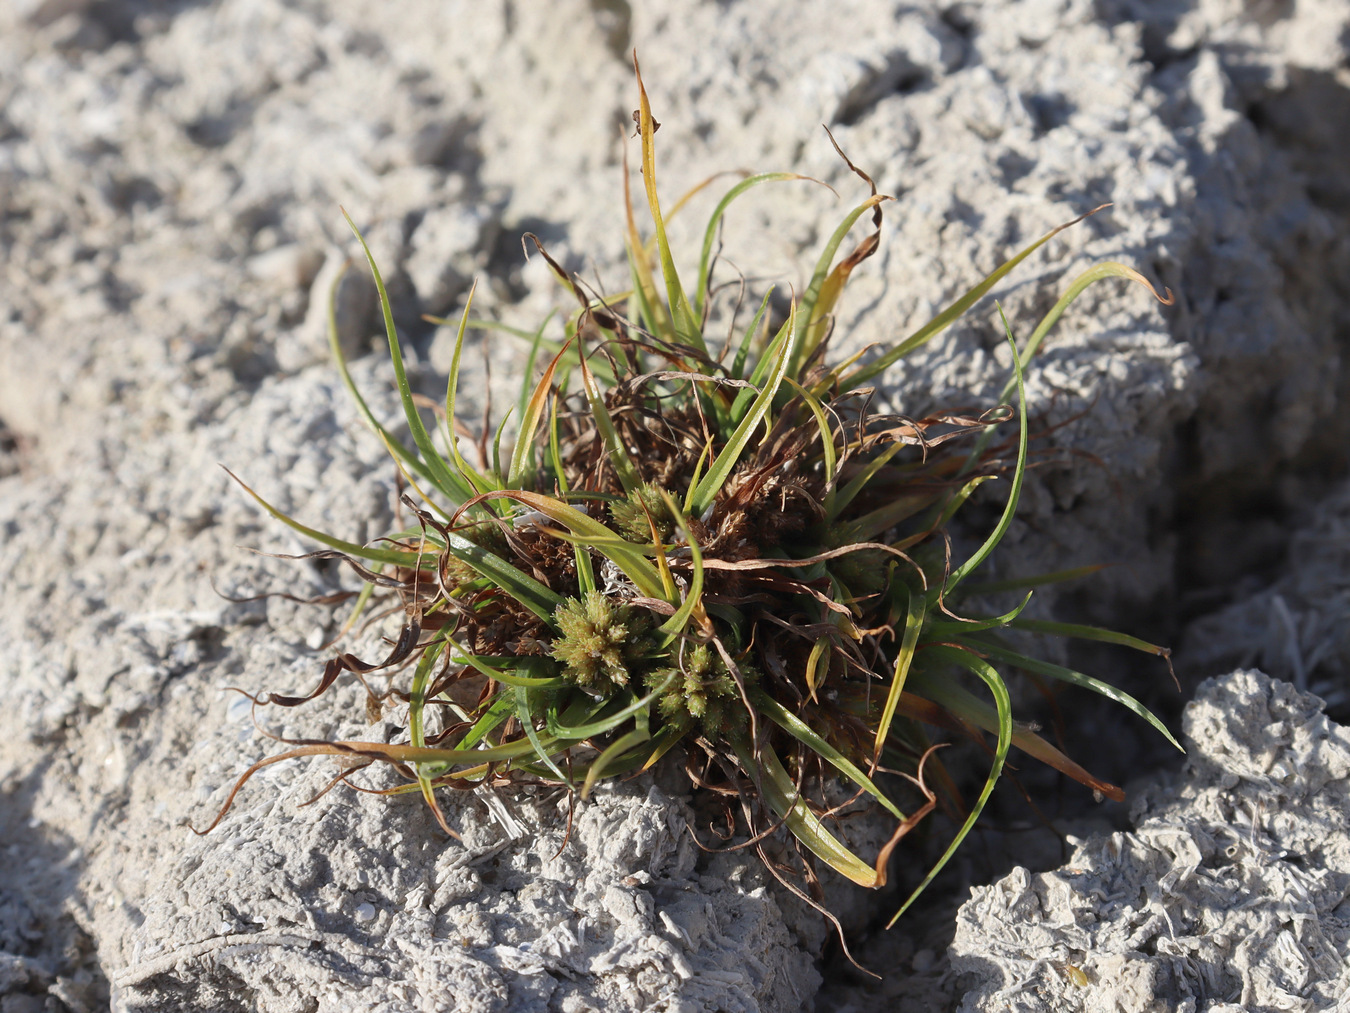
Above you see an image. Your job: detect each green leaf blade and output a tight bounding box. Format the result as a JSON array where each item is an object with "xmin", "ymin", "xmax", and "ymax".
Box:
[{"xmin": 889, "ymin": 643, "xmax": 1012, "ymax": 924}]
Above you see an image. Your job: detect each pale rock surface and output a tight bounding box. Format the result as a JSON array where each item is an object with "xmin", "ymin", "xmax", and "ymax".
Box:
[
  {"xmin": 1, "ymin": 1, "xmax": 1348, "ymax": 1012},
  {"xmin": 950, "ymin": 669, "xmax": 1350, "ymax": 1012},
  {"xmin": 1182, "ymin": 477, "xmax": 1350, "ymax": 713}
]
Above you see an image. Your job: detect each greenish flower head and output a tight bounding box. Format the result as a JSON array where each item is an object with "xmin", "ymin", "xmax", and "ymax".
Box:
[
  {"xmin": 610, "ymin": 483, "xmax": 675, "ymax": 544},
  {"xmin": 646, "ymin": 643, "xmax": 756, "ymax": 738},
  {"xmin": 551, "ymin": 590, "xmax": 658, "ymax": 696}
]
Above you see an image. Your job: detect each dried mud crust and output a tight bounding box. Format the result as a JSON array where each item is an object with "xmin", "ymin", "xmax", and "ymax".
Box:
[
  {"xmin": 951, "ymin": 669, "xmax": 1350, "ymax": 1012},
  {"xmin": 1181, "ymin": 476, "xmax": 1350, "ymax": 717},
  {"xmin": 0, "ymin": 1, "xmax": 1348, "ymax": 1012},
  {"xmin": 108, "ymin": 771, "xmax": 823, "ymax": 1013}
]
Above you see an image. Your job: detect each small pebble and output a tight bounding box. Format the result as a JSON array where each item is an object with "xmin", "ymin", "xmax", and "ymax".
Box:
[
  {"xmin": 354, "ymin": 902, "xmax": 377, "ymax": 923},
  {"xmin": 227, "ymin": 696, "xmax": 253, "ymax": 723}
]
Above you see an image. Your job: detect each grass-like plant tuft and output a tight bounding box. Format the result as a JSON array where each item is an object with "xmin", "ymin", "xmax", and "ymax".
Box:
[{"xmin": 202, "ymin": 57, "xmax": 1180, "ymax": 940}]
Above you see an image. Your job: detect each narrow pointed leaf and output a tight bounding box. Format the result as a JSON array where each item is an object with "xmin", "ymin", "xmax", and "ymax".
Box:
[
  {"xmin": 783, "ymin": 378, "xmax": 837, "ymax": 485},
  {"xmin": 825, "ymin": 441, "xmax": 905, "ymax": 524},
  {"xmin": 440, "ymin": 527, "xmax": 563, "ymax": 622},
  {"xmin": 838, "ymin": 490, "xmax": 940, "ymax": 544},
  {"xmin": 484, "ymin": 490, "xmax": 667, "ymax": 601},
  {"xmin": 930, "ymin": 315, "xmax": 1027, "ymax": 603},
  {"xmin": 751, "ymin": 690, "xmax": 906, "ymax": 821},
  {"xmin": 515, "ymin": 311, "xmax": 557, "ymax": 424},
  {"xmin": 689, "ymin": 304, "xmax": 799, "ymax": 517},
  {"xmin": 640, "ymin": 724, "xmax": 690, "ymax": 771},
  {"xmin": 508, "ymin": 338, "xmax": 572, "ymax": 489},
  {"xmin": 633, "ymin": 55, "xmax": 705, "ymax": 355},
  {"xmin": 730, "ymin": 735, "xmax": 880, "ymax": 888},
  {"xmin": 874, "ymin": 587, "xmax": 926, "ymax": 758},
  {"xmin": 923, "ymin": 591, "xmax": 1034, "ymax": 639},
  {"xmin": 516, "ymin": 686, "xmax": 572, "ymax": 784},
  {"xmin": 889, "ymin": 643, "xmax": 1012, "ymax": 923},
  {"xmin": 960, "ymin": 564, "xmax": 1108, "ymax": 596},
  {"xmin": 324, "ymin": 264, "xmax": 438, "ymax": 491},
  {"xmin": 970, "ymin": 639, "xmax": 1183, "ymax": 752},
  {"xmin": 962, "ymin": 261, "xmax": 1174, "ymax": 471},
  {"xmin": 578, "ymin": 348, "xmax": 642, "ymax": 495},
  {"xmin": 695, "ymin": 173, "xmax": 818, "ymax": 316},
  {"xmin": 225, "ymin": 467, "xmax": 420, "ymax": 568},
  {"xmin": 790, "ymin": 193, "xmax": 891, "ymax": 377},
  {"xmin": 906, "ymin": 669, "xmax": 1125, "ymax": 801},
  {"xmin": 731, "ymin": 314, "xmax": 792, "ymax": 424},
  {"xmin": 730, "ymin": 288, "xmax": 773, "ymax": 381},
  {"xmin": 448, "ymin": 647, "xmax": 563, "ymax": 688},
  {"xmin": 581, "ymin": 728, "xmax": 652, "ymax": 800},
  {"xmin": 655, "ymin": 490, "xmax": 705, "ymax": 636},
  {"xmin": 545, "ymin": 674, "xmax": 675, "ymax": 740},
  {"xmin": 342, "ymin": 210, "xmax": 481, "ymax": 505},
  {"xmin": 843, "ymin": 205, "xmax": 1111, "ymax": 392},
  {"xmin": 1008, "ymin": 618, "xmax": 1172, "ymax": 660},
  {"xmin": 456, "ymin": 693, "xmax": 515, "ymax": 752}
]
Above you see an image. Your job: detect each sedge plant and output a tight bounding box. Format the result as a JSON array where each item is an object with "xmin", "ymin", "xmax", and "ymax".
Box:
[{"xmin": 203, "ymin": 58, "xmax": 1180, "ymax": 932}]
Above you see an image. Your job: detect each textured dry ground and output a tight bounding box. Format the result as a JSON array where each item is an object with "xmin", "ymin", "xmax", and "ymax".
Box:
[{"xmin": 1, "ymin": 2, "xmax": 1347, "ymax": 1010}]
